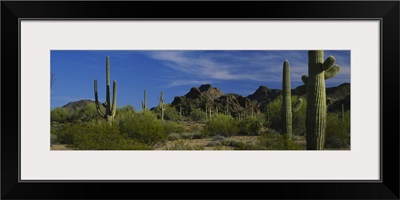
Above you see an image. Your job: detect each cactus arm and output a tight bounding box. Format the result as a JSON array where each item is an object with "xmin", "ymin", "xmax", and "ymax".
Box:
[
  {"xmin": 324, "ymin": 64, "xmax": 340, "ymax": 79},
  {"xmin": 111, "ymin": 80, "xmax": 117, "ymax": 117},
  {"xmin": 301, "ymin": 75, "xmax": 308, "ymax": 84},
  {"xmin": 322, "ymin": 56, "xmax": 336, "ymax": 70},
  {"xmin": 292, "ymin": 98, "xmax": 303, "ymax": 113},
  {"xmin": 94, "ymin": 80, "xmax": 106, "ymax": 118}
]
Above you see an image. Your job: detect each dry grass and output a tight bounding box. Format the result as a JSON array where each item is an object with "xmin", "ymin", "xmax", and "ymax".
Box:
[
  {"xmin": 155, "ymin": 135, "xmax": 260, "ymax": 150},
  {"xmin": 50, "ymin": 144, "xmax": 72, "ymax": 150}
]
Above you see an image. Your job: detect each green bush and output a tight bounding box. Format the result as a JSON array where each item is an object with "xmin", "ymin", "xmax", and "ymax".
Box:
[
  {"xmin": 204, "ymin": 114, "xmax": 238, "ymax": 136},
  {"xmin": 51, "ymin": 107, "xmax": 69, "ymax": 123},
  {"xmin": 153, "ymin": 104, "xmax": 181, "ymax": 121},
  {"xmin": 232, "ymin": 133, "xmax": 304, "ymax": 150},
  {"xmin": 292, "ymin": 97, "xmax": 307, "ymax": 135},
  {"xmin": 221, "ymin": 139, "xmax": 243, "ymax": 147},
  {"xmin": 180, "ymin": 132, "xmax": 204, "ymax": 139},
  {"xmin": 72, "ymin": 123, "xmax": 151, "ymax": 150},
  {"xmin": 165, "ymin": 140, "xmax": 205, "ymax": 150},
  {"xmin": 258, "ymin": 133, "xmax": 304, "ymax": 150},
  {"xmin": 162, "ymin": 121, "xmax": 185, "ymax": 135},
  {"xmin": 52, "ymin": 122, "xmax": 151, "ymax": 150},
  {"xmin": 168, "ymin": 133, "xmax": 182, "ymax": 141},
  {"xmin": 265, "ymin": 95, "xmax": 282, "ymax": 131},
  {"xmin": 115, "ymin": 105, "xmax": 136, "ymax": 122},
  {"xmin": 325, "ymin": 111, "xmax": 350, "ymax": 149},
  {"xmin": 52, "ymin": 122, "xmax": 78, "ymax": 144},
  {"xmin": 265, "ymin": 95, "xmax": 306, "ymax": 135},
  {"xmin": 119, "ymin": 111, "xmax": 166, "ymax": 146},
  {"xmin": 189, "ymin": 108, "xmax": 207, "ymax": 122},
  {"xmin": 206, "ymin": 141, "xmax": 222, "ymax": 147},
  {"xmin": 238, "ymin": 116, "xmax": 262, "ymax": 135}
]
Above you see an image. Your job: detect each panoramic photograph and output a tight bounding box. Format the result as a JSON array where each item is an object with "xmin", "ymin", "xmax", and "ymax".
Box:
[{"xmin": 50, "ymin": 50, "xmax": 350, "ymax": 150}]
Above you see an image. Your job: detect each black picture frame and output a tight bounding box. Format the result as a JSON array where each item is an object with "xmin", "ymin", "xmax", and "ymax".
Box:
[{"xmin": 2, "ymin": 1, "xmax": 399, "ymax": 199}]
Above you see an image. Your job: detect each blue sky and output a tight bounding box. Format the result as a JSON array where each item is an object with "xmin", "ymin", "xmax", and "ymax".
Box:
[{"xmin": 51, "ymin": 50, "xmax": 350, "ymax": 110}]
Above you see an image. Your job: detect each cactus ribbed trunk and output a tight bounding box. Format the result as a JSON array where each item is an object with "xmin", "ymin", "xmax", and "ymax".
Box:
[
  {"xmin": 282, "ymin": 60, "xmax": 293, "ymax": 140},
  {"xmin": 159, "ymin": 91, "xmax": 164, "ymax": 121},
  {"xmin": 142, "ymin": 89, "xmax": 147, "ymax": 111},
  {"xmin": 94, "ymin": 56, "xmax": 117, "ymax": 125},
  {"xmin": 306, "ymin": 51, "xmax": 327, "ymax": 150}
]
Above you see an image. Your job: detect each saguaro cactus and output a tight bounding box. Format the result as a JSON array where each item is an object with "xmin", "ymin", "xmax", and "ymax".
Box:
[
  {"xmin": 281, "ymin": 60, "xmax": 302, "ymax": 140},
  {"xmin": 304, "ymin": 50, "xmax": 340, "ymax": 150},
  {"xmin": 94, "ymin": 56, "xmax": 117, "ymax": 125},
  {"xmin": 159, "ymin": 91, "xmax": 165, "ymax": 121},
  {"xmin": 282, "ymin": 60, "xmax": 293, "ymax": 139},
  {"xmin": 142, "ymin": 89, "xmax": 147, "ymax": 111}
]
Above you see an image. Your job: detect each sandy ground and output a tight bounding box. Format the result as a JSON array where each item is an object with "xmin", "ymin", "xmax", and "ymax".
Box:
[{"xmin": 50, "ymin": 144, "xmax": 72, "ymax": 150}]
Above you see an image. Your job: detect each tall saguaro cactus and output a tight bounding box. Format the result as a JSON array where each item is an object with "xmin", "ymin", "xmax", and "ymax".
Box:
[
  {"xmin": 94, "ymin": 56, "xmax": 117, "ymax": 125},
  {"xmin": 282, "ymin": 60, "xmax": 293, "ymax": 139},
  {"xmin": 159, "ymin": 91, "xmax": 165, "ymax": 121},
  {"xmin": 282, "ymin": 60, "xmax": 303, "ymax": 140},
  {"xmin": 142, "ymin": 89, "xmax": 147, "ymax": 111},
  {"xmin": 304, "ymin": 50, "xmax": 340, "ymax": 150}
]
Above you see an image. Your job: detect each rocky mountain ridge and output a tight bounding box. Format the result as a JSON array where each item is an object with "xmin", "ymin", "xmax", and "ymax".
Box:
[{"xmin": 61, "ymin": 83, "xmax": 350, "ymax": 115}]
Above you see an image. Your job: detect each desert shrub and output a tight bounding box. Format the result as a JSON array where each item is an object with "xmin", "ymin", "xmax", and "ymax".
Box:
[
  {"xmin": 168, "ymin": 133, "xmax": 181, "ymax": 141},
  {"xmin": 204, "ymin": 114, "xmax": 239, "ymax": 136},
  {"xmin": 291, "ymin": 97, "xmax": 307, "ymax": 135},
  {"xmin": 153, "ymin": 104, "xmax": 181, "ymax": 121},
  {"xmin": 72, "ymin": 123, "xmax": 151, "ymax": 150},
  {"xmin": 165, "ymin": 140, "xmax": 205, "ymax": 150},
  {"xmin": 163, "ymin": 121, "xmax": 185, "ymax": 135},
  {"xmin": 186, "ymin": 123, "xmax": 204, "ymax": 133},
  {"xmin": 265, "ymin": 95, "xmax": 306, "ymax": 135},
  {"xmin": 51, "ymin": 133, "xmax": 58, "ymax": 145},
  {"xmin": 75, "ymin": 103, "xmax": 101, "ymax": 122},
  {"xmin": 325, "ymin": 111, "xmax": 350, "ymax": 149},
  {"xmin": 238, "ymin": 116, "xmax": 262, "ymax": 135},
  {"xmin": 265, "ymin": 95, "xmax": 282, "ymax": 131},
  {"xmin": 115, "ymin": 105, "xmax": 136, "ymax": 122},
  {"xmin": 119, "ymin": 111, "xmax": 166, "ymax": 146},
  {"xmin": 206, "ymin": 141, "xmax": 222, "ymax": 147},
  {"xmin": 52, "ymin": 123, "xmax": 78, "ymax": 144},
  {"xmin": 51, "ymin": 107, "xmax": 69, "ymax": 123},
  {"xmin": 189, "ymin": 108, "xmax": 207, "ymax": 122},
  {"xmin": 52, "ymin": 122, "xmax": 151, "ymax": 150},
  {"xmin": 180, "ymin": 132, "xmax": 204, "ymax": 139},
  {"xmin": 232, "ymin": 133, "xmax": 304, "ymax": 150},
  {"xmin": 221, "ymin": 139, "xmax": 243, "ymax": 147},
  {"xmin": 212, "ymin": 135, "xmax": 225, "ymax": 141},
  {"xmin": 257, "ymin": 133, "xmax": 304, "ymax": 150},
  {"xmin": 192, "ymin": 132, "xmax": 204, "ymax": 139}
]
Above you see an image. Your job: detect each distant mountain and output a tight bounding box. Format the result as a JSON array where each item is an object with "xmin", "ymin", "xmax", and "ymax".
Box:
[
  {"xmin": 247, "ymin": 86, "xmax": 281, "ymax": 112},
  {"xmin": 171, "ymin": 84, "xmax": 259, "ymax": 117},
  {"xmin": 62, "ymin": 83, "xmax": 350, "ymax": 116},
  {"xmin": 62, "ymin": 99, "xmax": 95, "ymax": 110}
]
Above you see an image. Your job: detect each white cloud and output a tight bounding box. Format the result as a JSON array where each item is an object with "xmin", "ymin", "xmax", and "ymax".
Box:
[{"xmin": 145, "ymin": 50, "xmax": 350, "ymax": 87}]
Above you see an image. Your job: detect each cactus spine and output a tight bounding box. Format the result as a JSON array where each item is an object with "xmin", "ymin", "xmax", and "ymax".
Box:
[
  {"xmin": 94, "ymin": 56, "xmax": 117, "ymax": 125},
  {"xmin": 142, "ymin": 89, "xmax": 147, "ymax": 111},
  {"xmin": 159, "ymin": 91, "xmax": 165, "ymax": 121},
  {"xmin": 282, "ymin": 60, "xmax": 293, "ymax": 139},
  {"xmin": 305, "ymin": 50, "xmax": 340, "ymax": 150}
]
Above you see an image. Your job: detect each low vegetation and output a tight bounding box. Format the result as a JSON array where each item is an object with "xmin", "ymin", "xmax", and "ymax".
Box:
[{"xmin": 51, "ymin": 96, "xmax": 350, "ymax": 150}]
